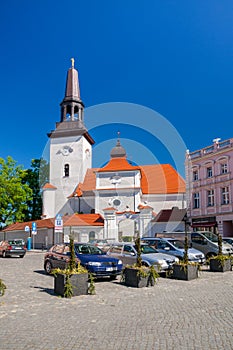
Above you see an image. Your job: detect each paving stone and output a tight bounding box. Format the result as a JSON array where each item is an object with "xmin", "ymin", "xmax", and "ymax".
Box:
[{"xmin": 0, "ymin": 252, "xmax": 233, "ymax": 349}]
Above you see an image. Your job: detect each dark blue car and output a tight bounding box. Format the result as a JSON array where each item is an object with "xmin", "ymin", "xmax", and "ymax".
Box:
[
  {"xmin": 74, "ymin": 243, "xmax": 123, "ymax": 279},
  {"xmin": 44, "ymin": 243, "xmax": 123, "ymax": 279}
]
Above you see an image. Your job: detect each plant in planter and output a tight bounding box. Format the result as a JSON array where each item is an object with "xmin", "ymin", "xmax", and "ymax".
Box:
[
  {"xmin": 53, "ymin": 235, "xmax": 95, "ymax": 297},
  {"xmin": 172, "ymin": 214, "xmax": 199, "ymax": 281},
  {"xmin": 122, "ymin": 234, "xmax": 159, "ymax": 288},
  {"xmin": 0, "ymin": 279, "xmax": 6, "ymax": 296},
  {"xmin": 209, "ymin": 233, "xmax": 232, "ymax": 272}
]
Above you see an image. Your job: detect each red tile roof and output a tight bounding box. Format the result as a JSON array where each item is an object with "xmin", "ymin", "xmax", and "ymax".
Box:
[
  {"xmin": 97, "ymin": 157, "xmax": 140, "ymax": 172},
  {"xmin": 43, "ymin": 183, "xmax": 57, "ymax": 190},
  {"xmin": 140, "ymin": 164, "xmax": 185, "ymax": 194},
  {"xmin": 63, "ymin": 213, "xmax": 104, "ymax": 226},
  {"xmin": 70, "ymin": 162, "xmax": 185, "ymax": 196},
  {"xmin": 3, "ymin": 218, "xmax": 55, "ymax": 231},
  {"xmin": 3, "ymin": 214, "xmax": 104, "ymax": 232}
]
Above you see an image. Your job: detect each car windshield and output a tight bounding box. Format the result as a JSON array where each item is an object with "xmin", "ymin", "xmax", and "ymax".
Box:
[
  {"xmin": 223, "ymin": 238, "xmax": 233, "ymax": 244},
  {"xmin": 169, "ymin": 240, "xmax": 185, "ymax": 249},
  {"xmin": 133, "ymin": 244, "xmax": 157, "ymax": 254},
  {"xmin": 75, "ymin": 244, "xmax": 105, "ymax": 255},
  {"xmin": 201, "ymin": 231, "xmax": 218, "ymax": 243},
  {"xmin": 8, "ymin": 240, "xmax": 24, "ymax": 246}
]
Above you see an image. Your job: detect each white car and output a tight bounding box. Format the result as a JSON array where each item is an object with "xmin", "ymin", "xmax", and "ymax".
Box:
[{"xmin": 106, "ymin": 242, "xmax": 179, "ymax": 272}]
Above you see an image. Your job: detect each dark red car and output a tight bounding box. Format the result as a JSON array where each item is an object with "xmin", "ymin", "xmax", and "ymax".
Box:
[
  {"xmin": 44, "ymin": 244, "xmax": 81, "ymax": 274},
  {"xmin": 0, "ymin": 239, "xmax": 27, "ymax": 258}
]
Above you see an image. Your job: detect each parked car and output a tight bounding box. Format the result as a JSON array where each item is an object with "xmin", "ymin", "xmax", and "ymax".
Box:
[
  {"xmin": 44, "ymin": 243, "xmax": 123, "ymax": 279},
  {"xmin": 141, "ymin": 237, "xmax": 206, "ymax": 264},
  {"xmin": 88, "ymin": 239, "xmax": 109, "ymax": 251},
  {"xmin": 222, "ymin": 237, "xmax": 233, "ymax": 247},
  {"xmin": 0, "ymin": 239, "xmax": 27, "ymax": 258},
  {"xmin": 191, "ymin": 231, "xmax": 233, "ymax": 259},
  {"xmin": 154, "ymin": 231, "xmax": 233, "ymax": 259},
  {"xmin": 106, "ymin": 242, "xmax": 179, "ymax": 272}
]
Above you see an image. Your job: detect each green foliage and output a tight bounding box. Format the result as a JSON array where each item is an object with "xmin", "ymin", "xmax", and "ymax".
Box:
[
  {"xmin": 88, "ymin": 273, "xmax": 96, "ymax": 295},
  {"xmin": 69, "ymin": 235, "xmax": 76, "ymax": 272},
  {"xmin": 183, "ymin": 232, "xmax": 189, "ymax": 265},
  {"xmin": 218, "ymin": 233, "xmax": 223, "ymax": 256},
  {"xmin": 0, "ymin": 156, "xmax": 32, "ymax": 228},
  {"xmin": 23, "ymin": 158, "xmax": 49, "ymax": 221},
  {"xmin": 52, "ymin": 234, "xmax": 91, "ymax": 298},
  {"xmin": 63, "ymin": 275, "xmax": 73, "ymax": 298},
  {"xmin": 0, "ymin": 279, "xmax": 7, "ymax": 296},
  {"xmin": 135, "ymin": 236, "xmax": 142, "ymax": 268},
  {"xmin": 121, "ymin": 232, "xmax": 159, "ymax": 286},
  {"xmin": 122, "ymin": 236, "xmax": 133, "ymax": 242}
]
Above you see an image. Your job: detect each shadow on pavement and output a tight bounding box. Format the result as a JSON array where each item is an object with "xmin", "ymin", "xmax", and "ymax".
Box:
[
  {"xmin": 34, "ymin": 269, "xmax": 49, "ymax": 276},
  {"xmin": 32, "ymin": 285, "xmax": 55, "ymax": 296}
]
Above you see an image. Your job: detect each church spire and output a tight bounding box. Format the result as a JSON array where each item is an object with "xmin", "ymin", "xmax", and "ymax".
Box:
[{"xmin": 60, "ymin": 58, "xmax": 84, "ymax": 122}]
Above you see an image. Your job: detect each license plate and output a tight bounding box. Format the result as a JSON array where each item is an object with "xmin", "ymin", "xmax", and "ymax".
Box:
[
  {"xmin": 15, "ymin": 247, "xmax": 22, "ymax": 250},
  {"xmin": 106, "ymin": 267, "xmax": 117, "ymax": 271}
]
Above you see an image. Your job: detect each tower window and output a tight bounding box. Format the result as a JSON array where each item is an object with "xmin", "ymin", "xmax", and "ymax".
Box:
[{"xmin": 64, "ymin": 164, "xmax": 69, "ymax": 177}]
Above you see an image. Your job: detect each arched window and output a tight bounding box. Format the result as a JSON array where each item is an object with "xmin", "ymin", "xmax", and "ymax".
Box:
[
  {"xmin": 64, "ymin": 164, "xmax": 69, "ymax": 177},
  {"xmin": 89, "ymin": 231, "xmax": 95, "ymax": 241}
]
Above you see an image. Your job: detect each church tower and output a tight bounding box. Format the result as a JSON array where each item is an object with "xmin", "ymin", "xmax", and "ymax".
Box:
[{"xmin": 43, "ymin": 59, "xmax": 94, "ymax": 218}]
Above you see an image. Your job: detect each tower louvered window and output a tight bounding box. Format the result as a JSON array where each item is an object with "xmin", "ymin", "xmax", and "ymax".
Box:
[{"xmin": 64, "ymin": 164, "xmax": 69, "ymax": 177}]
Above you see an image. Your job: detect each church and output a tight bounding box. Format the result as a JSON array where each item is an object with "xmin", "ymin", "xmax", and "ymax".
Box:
[{"xmin": 41, "ymin": 59, "xmax": 186, "ymax": 243}]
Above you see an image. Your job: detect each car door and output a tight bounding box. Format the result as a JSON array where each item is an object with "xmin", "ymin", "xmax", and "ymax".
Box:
[
  {"xmin": 0, "ymin": 241, "xmax": 4, "ymax": 256},
  {"xmin": 191, "ymin": 233, "xmax": 209, "ymax": 256},
  {"xmin": 50, "ymin": 245, "xmax": 67, "ymax": 269},
  {"xmin": 122, "ymin": 245, "xmax": 136, "ymax": 266}
]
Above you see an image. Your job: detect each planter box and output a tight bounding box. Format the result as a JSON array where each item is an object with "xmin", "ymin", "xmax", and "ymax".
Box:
[
  {"xmin": 123, "ymin": 267, "xmax": 155, "ymax": 288},
  {"xmin": 209, "ymin": 258, "xmax": 232, "ymax": 272},
  {"xmin": 173, "ymin": 264, "xmax": 198, "ymax": 281},
  {"xmin": 54, "ymin": 273, "xmax": 89, "ymax": 297}
]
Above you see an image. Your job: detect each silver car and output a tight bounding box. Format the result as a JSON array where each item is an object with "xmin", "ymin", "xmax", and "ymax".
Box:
[
  {"xmin": 142, "ymin": 237, "xmax": 206, "ymax": 264},
  {"xmin": 106, "ymin": 242, "xmax": 179, "ymax": 272}
]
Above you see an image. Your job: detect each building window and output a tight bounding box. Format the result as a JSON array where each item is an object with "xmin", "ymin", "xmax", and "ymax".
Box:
[
  {"xmin": 220, "ymin": 163, "xmax": 228, "ymax": 174},
  {"xmin": 221, "ymin": 186, "xmax": 229, "ymax": 205},
  {"xmin": 89, "ymin": 231, "xmax": 95, "ymax": 241},
  {"xmin": 113, "ymin": 198, "xmax": 121, "ymax": 207},
  {"xmin": 193, "ymin": 170, "xmax": 198, "ymax": 181},
  {"xmin": 207, "ymin": 189, "xmax": 214, "ymax": 207},
  {"xmin": 64, "ymin": 164, "xmax": 69, "ymax": 177},
  {"xmin": 206, "ymin": 167, "xmax": 212, "ymax": 178},
  {"xmin": 193, "ymin": 193, "xmax": 200, "ymax": 209}
]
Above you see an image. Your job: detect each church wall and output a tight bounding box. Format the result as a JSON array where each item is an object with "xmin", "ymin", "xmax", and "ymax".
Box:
[
  {"xmin": 96, "ymin": 190, "xmax": 140, "ymax": 215},
  {"xmin": 63, "ymin": 225, "xmax": 104, "ymax": 243},
  {"xmin": 142, "ymin": 193, "xmax": 186, "ymax": 213},
  {"xmin": 96, "ymin": 171, "xmax": 140, "ymax": 189},
  {"xmin": 49, "ymin": 136, "xmax": 92, "ymax": 216},
  {"xmin": 43, "ymin": 189, "xmax": 56, "ymax": 218}
]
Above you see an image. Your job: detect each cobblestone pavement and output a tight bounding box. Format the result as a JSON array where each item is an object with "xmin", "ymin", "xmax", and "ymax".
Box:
[{"xmin": 0, "ymin": 252, "xmax": 233, "ymax": 350}]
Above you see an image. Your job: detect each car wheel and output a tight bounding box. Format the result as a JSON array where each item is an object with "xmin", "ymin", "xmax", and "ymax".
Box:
[
  {"xmin": 44, "ymin": 260, "xmax": 53, "ymax": 274},
  {"xmin": 2, "ymin": 251, "xmax": 6, "ymax": 258},
  {"xmin": 19, "ymin": 255, "xmax": 25, "ymax": 258},
  {"xmin": 206, "ymin": 253, "xmax": 216, "ymax": 260}
]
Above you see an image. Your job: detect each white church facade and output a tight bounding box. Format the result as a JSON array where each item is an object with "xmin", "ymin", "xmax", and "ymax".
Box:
[{"xmin": 41, "ymin": 60, "xmax": 186, "ymax": 243}]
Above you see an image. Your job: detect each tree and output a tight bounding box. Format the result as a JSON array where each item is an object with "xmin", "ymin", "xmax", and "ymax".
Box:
[
  {"xmin": 23, "ymin": 158, "xmax": 49, "ymax": 221},
  {"xmin": 0, "ymin": 157, "xmax": 33, "ymax": 228}
]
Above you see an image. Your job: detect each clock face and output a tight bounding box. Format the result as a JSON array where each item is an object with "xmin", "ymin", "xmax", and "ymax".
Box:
[{"xmin": 60, "ymin": 146, "xmax": 73, "ymax": 156}]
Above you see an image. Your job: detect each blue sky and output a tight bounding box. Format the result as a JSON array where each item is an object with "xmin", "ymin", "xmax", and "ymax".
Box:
[{"xmin": 1, "ymin": 1, "xmax": 233, "ymax": 177}]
